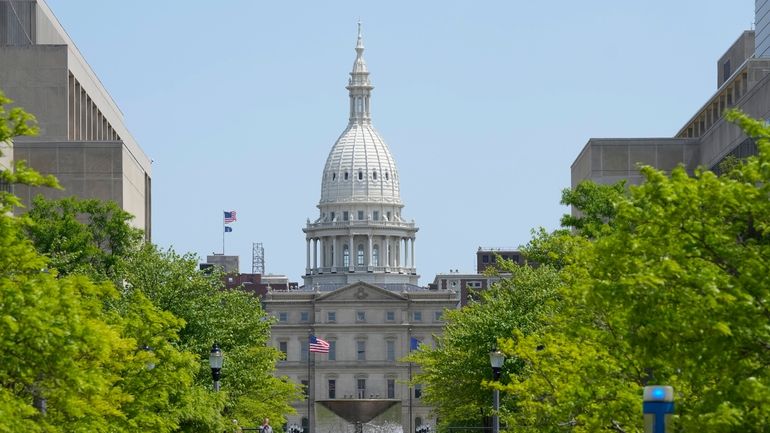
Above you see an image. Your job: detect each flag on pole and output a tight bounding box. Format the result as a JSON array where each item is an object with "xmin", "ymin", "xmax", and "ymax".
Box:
[
  {"xmin": 224, "ymin": 226, "xmax": 233, "ymax": 233},
  {"xmin": 224, "ymin": 211, "xmax": 237, "ymax": 223},
  {"xmin": 309, "ymin": 335, "xmax": 330, "ymax": 353},
  {"xmin": 410, "ymin": 337, "xmax": 420, "ymax": 352}
]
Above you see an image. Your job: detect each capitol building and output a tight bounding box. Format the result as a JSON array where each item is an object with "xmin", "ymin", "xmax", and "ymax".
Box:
[{"xmin": 263, "ymin": 26, "xmax": 459, "ymax": 433}]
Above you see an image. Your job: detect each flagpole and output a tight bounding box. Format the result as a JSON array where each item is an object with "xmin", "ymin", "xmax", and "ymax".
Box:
[
  {"xmin": 222, "ymin": 211, "xmax": 226, "ymax": 254},
  {"xmin": 308, "ymin": 329, "xmax": 314, "ymax": 433}
]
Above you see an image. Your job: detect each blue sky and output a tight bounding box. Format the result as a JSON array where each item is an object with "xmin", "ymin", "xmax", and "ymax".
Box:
[{"xmin": 46, "ymin": 0, "xmax": 753, "ymax": 283}]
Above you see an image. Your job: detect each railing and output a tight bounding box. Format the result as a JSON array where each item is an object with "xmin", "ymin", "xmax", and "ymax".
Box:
[
  {"xmin": 310, "ymin": 266, "xmax": 416, "ymax": 275},
  {"xmin": 306, "ymin": 220, "xmax": 417, "ymax": 230}
]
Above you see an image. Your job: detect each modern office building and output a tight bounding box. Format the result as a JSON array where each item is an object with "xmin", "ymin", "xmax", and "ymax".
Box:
[
  {"xmin": 0, "ymin": 0, "xmax": 152, "ymax": 237},
  {"xmin": 263, "ymin": 26, "xmax": 458, "ymax": 433},
  {"xmin": 572, "ymin": 1, "xmax": 770, "ymax": 189}
]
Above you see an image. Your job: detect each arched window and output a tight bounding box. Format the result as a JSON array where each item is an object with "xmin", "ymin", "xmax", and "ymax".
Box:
[
  {"xmin": 357, "ymin": 244, "xmax": 365, "ymax": 266},
  {"xmin": 358, "ymin": 170, "xmax": 363, "ymax": 180},
  {"xmin": 372, "ymin": 245, "xmax": 379, "ymax": 266},
  {"xmin": 343, "ymin": 245, "xmax": 350, "ymax": 267}
]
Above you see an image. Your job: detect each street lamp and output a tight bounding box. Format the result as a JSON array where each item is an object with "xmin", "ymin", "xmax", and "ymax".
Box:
[
  {"xmin": 489, "ymin": 350, "xmax": 505, "ymax": 433},
  {"xmin": 209, "ymin": 343, "xmax": 224, "ymax": 391}
]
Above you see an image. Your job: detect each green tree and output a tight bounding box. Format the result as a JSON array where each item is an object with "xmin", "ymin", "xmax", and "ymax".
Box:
[
  {"xmin": 408, "ymin": 261, "xmax": 561, "ymax": 431},
  {"xmin": 25, "ymin": 196, "xmax": 143, "ymax": 280},
  {"xmin": 499, "ymin": 111, "xmax": 770, "ymax": 432},
  {"xmin": 120, "ymin": 245, "xmax": 303, "ymax": 428},
  {"xmin": 0, "ymin": 91, "xmax": 228, "ymax": 433}
]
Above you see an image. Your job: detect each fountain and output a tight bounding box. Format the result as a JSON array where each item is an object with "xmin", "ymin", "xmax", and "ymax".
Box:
[{"xmin": 316, "ymin": 399, "xmax": 402, "ymax": 433}]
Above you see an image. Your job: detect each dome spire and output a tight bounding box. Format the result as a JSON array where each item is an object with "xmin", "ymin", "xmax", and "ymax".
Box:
[{"xmin": 347, "ymin": 21, "xmax": 373, "ymax": 124}]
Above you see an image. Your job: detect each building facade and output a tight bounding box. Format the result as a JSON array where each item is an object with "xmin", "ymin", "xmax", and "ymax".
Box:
[
  {"xmin": 0, "ymin": 0, "xmax": 152, "ymax": 237},
  {"xmin": 264, "ymin": 26, "xmax": 458, "ymax": 433},
  {"xmin": 572, "ymin": 1, "xmax": 770, "ymax": 190}
]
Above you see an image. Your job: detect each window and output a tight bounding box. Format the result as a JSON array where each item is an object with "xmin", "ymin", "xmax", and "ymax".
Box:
[
  {"xmin": 300, "ymin": 311, "xmax": 309, "ymax": 322},
  {"xmin": 373, "ymin": 210, "xmax": 379, "ymax": 221},
  {"xmin": 344, "ymin": 172, "xmax": 349, "ymax": 180},
  {"xmin": 357, "ymin": 340, "xmax": 366, "ymax": 361},
  {"xmin": 482, "ymin": 254, "xmax": 490, "ymax": 263},
  {"xmin": 279, "ymin": 341, "xmax": 288, "ymax": 357},
  {"xmin": 413, "ymin": 311, "xmax": 422, "ymax": 322},
  {"xmin": 332, "ymin": 172, "xmax": 336, "ymax": 180},
  {"xmin": 415, "ymin": 384, "xmax": 422, "ymax": 399},
  {"xmin": 331, "ymin": 211, "xmax": 336, "ymax": 221},
  {"xmin": 467, "ymin": 281, "xmax": 482, "ymax": 289},
  {"xmin": 278, "ymin": 312, "xmax": 288, "ymax": 322},
  {"xmin": 356, "ymin": 311, "xmax": 366, "ymax": 322},
  {"xmin": 301, "ymin": 418, "xmax": 309, "ymax": 433},
  {"xmin": 327, "ymin": 311, "xmax": 336, "ymax": 323},
  {"xmin": 385, "ymin": 171, "xmax": 389, "ymax": 180},
  {"xmin": 357, "ymin": 379, "xmax": 366, "ymax": 398},
  {"xmin": 328, "ymin": 379, "xmax": 336, "ymax": 398},
  {"xmin": 357, "ymin": 244, "xmax": 364, "ymax": 266},
  {"xmin": 434, "ymin": 311, "xmax": 443, "ymax": 321},
  {"xmin": 386, "ymin": 340, "xmax": 395, "ymax": 361},
  {"xmin": 343, "ymin": 246, "xmax": 350, "ymax": 267},
  {"xmin": 301, "ymin": 380, "xmax": 309, "ymax": 398},
  {"xmin": 358, "ymin": 170, "xmax": 363, "ymax": 180},
  {"xmin": 358, "ymin": 210, "xmax": 364, "ymax": 220},
  {"xmin": 328, "ymin": 340, "xmax": 336, "ymax": 360},
  {"xmin": 387, "ymin": 211, "xmax": 392, "ymax": 221},
  {"xmin": 373, "ymin": 171, "xmax": 377, "ymax": 180},
  {"xmin": 387, "ymin": 379, "xmax": 395, "ymax": 398},
  {"xmin": 343, "ymin": 211, "xmax": 349, "ymax": 221},
  {"xmin": 301, "ymin": 341, "xmax": 308, "ymax": 361},
  {"xmin": 385, "ymin": 311, "xmax": 395, "ymax": 322},
  {"xmin": 373, "ymin": 245, "xmax": 380, "ymax": 266},
  {"xmin": 723, "ymin": 60, "xmax": 731, "ymax": 82},
  {"xmin": 415, "ymin": 417, "xmax": 423, "ymax": 430}
]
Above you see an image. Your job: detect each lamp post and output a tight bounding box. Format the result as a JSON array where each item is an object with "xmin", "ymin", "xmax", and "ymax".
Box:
[
  {"xmin": 489, "ymin": 350, "xmax": 505, "ymax": 433},
  {"xmin": 209, "ymin": 343, "xmax": 224, "ymax": 391}
]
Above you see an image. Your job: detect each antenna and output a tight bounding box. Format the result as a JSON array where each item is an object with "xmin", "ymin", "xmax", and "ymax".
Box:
[{"xmin": 252, "ymin": 242, "xmax": 265, "ymax": 274}]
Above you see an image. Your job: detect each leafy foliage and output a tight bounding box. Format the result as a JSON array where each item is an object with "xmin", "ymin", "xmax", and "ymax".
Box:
[
  {"xmin": 407, "ymin": 261, "xmax": 561, "ymax": 430},
  {"xmin": 498, "ymin": 111, "xmax": 770, "ymax": 432}
]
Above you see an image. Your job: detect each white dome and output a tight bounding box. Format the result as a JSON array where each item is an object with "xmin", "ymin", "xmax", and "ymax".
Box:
[{"xmin": 319, "ymin": 123, "xmax": 401, "ymax": 205}]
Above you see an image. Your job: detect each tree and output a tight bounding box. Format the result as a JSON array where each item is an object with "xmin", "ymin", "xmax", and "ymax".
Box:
[
  {"xmin": 408, "ymin": 261, "xmax": 561, "ymax": 431},
  {"xmin": 25, "ymin": 196, "xmax": 143, "ymax": 280},
  {"xmin": 120, "ymin": 245, "xmax": 303, "ymax": 428},
  {"xmin": 498, "ymin": 111, "xmax": 770, "ymax": 432}
]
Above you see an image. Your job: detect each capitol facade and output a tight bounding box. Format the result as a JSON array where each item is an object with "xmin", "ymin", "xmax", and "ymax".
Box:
[{"xmin": 263, "ymin": 25, "xmax": 459, "ymax": 433}]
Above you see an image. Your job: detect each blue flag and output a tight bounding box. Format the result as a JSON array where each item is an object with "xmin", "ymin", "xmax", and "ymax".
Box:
[
  {"xmin": 224, "ymin": 226, "xmax": 233, "ymax": 233},
  {"xmin": 410, "ymin": 337, "xmax": 420, "ymax": 351}
]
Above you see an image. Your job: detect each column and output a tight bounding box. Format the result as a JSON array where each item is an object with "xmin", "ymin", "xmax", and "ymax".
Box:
[
  {"xmin": 384, "ymin": 236, "xmax": 390, "ymax": 270},
  {"xmin": 404, "ymin": 238, "xmax": 410, "ymax": 272},
  {"xmin": 411, "ymin": 237, "xmax": 415, "ymax": 269},
  {"xmin": 306, "ymin": 238, "xmax": 311, "ymax": 274},
  {"xmin": 313, "ymin": 238, "xmax": 318, "ymax": 272},
  {"xmin": 349, "ymin": 234, "xmax": 354, "ymax": 272},
  {"xmin": 332, "ymin": 236, "xmax": 338, "ymax": 272},
  {"xmin": 319, "ymin": 237, "xmax": 325, "ymax": 270},
  {"xmin": 367, "ymin": 234, "xmax": 373, "ymax": 270}
]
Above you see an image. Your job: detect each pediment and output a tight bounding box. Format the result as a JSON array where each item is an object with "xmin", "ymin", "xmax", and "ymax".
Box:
[{"xmin": 315, "ymin": 281, "xmax": 407, "ymax": 302}]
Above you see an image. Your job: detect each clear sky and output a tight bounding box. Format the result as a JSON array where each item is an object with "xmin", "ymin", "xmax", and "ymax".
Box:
[{"xmin": 45, "ymin": 0, "xmax": 754, "ymax": 284}]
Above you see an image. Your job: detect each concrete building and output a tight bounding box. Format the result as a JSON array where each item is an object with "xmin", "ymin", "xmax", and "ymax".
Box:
[
  {"xmin": 263, "ymin": 26, "xmax": 458, "ymax": 433},
  {"xmin": 0, "ymin": 0, "xmax": 151, "ymax": 236},
  {"xmin": 572, "ymin": 1, "xmax": 770, "ymax": 189}
]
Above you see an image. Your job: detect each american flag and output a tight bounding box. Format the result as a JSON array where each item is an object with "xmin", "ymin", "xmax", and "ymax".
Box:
[
  {"xmin": 309, "ymin": 335, "xmax": 330, "ymax": 353},
  {"xmin": 224, "ymin": 211, "xmax": 237, "ymax": 223}
]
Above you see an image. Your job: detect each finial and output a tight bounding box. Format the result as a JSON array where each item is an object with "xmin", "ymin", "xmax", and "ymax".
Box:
[{"xmin": 356, "ymin": 20, "xmax": 364, "ymax": 50}]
